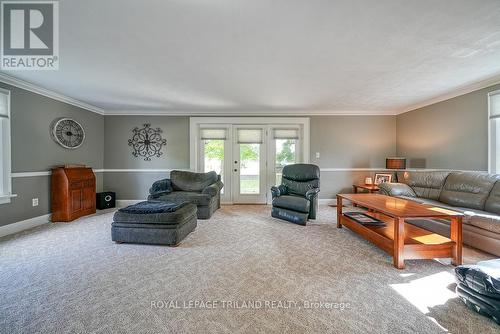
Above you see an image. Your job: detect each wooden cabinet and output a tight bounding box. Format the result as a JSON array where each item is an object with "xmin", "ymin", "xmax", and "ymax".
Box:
[{"xmin": 51, "ymin": 167, "xmax": 96, "ymax": 222}]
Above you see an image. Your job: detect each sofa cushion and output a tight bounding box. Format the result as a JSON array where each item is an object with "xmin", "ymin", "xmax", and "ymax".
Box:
[
  {"xmin": 272, "ymin": 195, "xmax": 310, "ymax": 213},
  {"xmin": 118, "ymin": 200, "xmax": 187, "ymax": 214},
  {"xmin": 113, "ymin": 203, "xmax": 197, "ymax": 224},
  {"xmin": 398, "ymin": 171, "xmax": 450, "ymax": 200},
  {"xmin": 157, "ymin": 191, "xmax": 214, "ymax": 206},
  {"xmin": 485, "ymin": 181, "xmax": 500, "ymax": 215},
  {"xmin": 170, "ymin": 170, "xmax": 218, "ymax": 192},
  {"xmin": 462, "ymin": 209, "xmax": 500, "ymax": 234},
  {"xmin": 439, "ymin": 172, "xmax": 498, "ymax": 210},
  {"xmin": 379, "ymin": 183, "xmax": 417, "ymax": 198}
]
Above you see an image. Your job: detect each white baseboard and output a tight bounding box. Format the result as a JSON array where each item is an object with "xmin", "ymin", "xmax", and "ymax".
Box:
[
  {"xmin": 0, "ymin": 214, "xmax": 51, "ymax": 238},
  {"xmin": 319, "ymin": 199, "xmax": 337, "ymax": 205},
  {"xmin": 116, "ymin": 200, "xmax": 142, "ymax": 207}
]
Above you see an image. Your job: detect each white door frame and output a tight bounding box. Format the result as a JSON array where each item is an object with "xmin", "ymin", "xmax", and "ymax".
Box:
[
  {"xmin": 190, "ymin": 117, "xmax": 310, "ymax": 204},
  {"xmin": 232, "ymin": 125, "xmax": 267, "ymax": 204}
]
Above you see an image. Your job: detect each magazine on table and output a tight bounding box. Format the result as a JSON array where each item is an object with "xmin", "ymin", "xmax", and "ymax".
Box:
[{"xmin": 343, "ymin": 212, "xmax": 387, "ymax": 227}]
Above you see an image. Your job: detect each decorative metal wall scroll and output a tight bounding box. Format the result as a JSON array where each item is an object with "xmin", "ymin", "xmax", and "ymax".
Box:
[{"xmin": 128, "ymin": 124, "xmax": 167, "ymax": 161}]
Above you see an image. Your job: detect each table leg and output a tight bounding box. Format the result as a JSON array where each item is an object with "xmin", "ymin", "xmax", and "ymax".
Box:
[
  {"xmin": 393, "ymin": 217, "xmax": 405, "ymax": 269},
  {"xmin": 336, "ymin": 196, "xmax": 343, "ymax": 228},
  {"xmin": 450, "ymin": 217, "xmax": 463, "ymax": 266},
  {"xmin": 352, "ymin": 186, "xmax": 358, "ymax": 207}
]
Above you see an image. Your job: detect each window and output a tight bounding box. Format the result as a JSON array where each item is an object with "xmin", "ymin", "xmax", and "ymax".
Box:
[
  {"xmin": 489, "ymin": 90, "xmax": 500, "ymax": 174},
  {"xmin": 0, "ymin": 88, "xmax": 12, "ymax": 204},
  {"xmin": 201, "ymin": 128, "xmax": 226, "ymax": 194},
  {"xmin": 273, "ymin": 128, "xmax": 299, "ymax": 185},
  {"xmin": 237, "ymin": 128, "xmax": 263, "ymax": 195}
]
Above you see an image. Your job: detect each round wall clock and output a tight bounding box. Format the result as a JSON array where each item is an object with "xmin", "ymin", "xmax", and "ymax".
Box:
[{"xmin": 50, "ymin": 118, "xmax": 86, "ymax": 149}]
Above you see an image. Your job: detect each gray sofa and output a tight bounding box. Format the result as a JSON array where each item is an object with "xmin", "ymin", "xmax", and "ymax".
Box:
[
  {"xmin": 379, "ymin": 171, "xmax": 500, "ymax": 256},
  {"xmin": 148, "ymin": 170, "xmax": 223, "ymax": 219}
]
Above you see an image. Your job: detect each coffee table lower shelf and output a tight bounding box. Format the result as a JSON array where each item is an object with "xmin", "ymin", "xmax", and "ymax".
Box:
[
  {"xmin": 336, "ymin": 194, "xmax": 463, "ymax": 269},
  {"xmin": 341, "ymin": 212, "xmax": 456, "ymax": 260}
]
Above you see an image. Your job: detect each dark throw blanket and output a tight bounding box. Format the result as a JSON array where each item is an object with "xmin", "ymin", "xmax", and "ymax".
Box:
[{"xmin": 119, "ymin": 201, "xmax": 188, "ymax": 214}]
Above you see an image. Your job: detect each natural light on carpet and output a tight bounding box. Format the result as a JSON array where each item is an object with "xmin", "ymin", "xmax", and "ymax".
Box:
[{"xmin": 390, "ymin": 271, "xmax": 458, "ymax": 331}]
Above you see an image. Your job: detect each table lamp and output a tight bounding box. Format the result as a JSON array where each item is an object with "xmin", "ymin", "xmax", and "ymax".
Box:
[{"xmin": 386, "ymin": 157, "xmax": 406, "ymax": 170}]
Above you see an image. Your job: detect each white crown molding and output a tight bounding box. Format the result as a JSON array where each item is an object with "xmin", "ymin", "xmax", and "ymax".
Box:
[
  {"xmin": 400, "ymin": 75, "xmax": 500, "ymax": 114},
  {"xmin": 0, "ymin": 73, "xmax": 106, "ymax": 115},
  {"xmin": 116, "ymin": 200, "xmax": 142, "ymax": 207},
  {"xmin": 0, "ymin": 214, "xmax": 51, "ymax": 238},
  {"xmin": 104, "ymin": 109, "xmax": 398, "ymax": 116}
]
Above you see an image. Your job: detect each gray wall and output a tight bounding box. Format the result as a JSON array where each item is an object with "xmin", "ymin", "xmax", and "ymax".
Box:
[
  {"xmin": 0, "ymin": 83, "xmax": 104, "ymax": 227},
  {"xmin": 104, "ymin": 116, "xmax": 189, "ymax": 169},
  {"xmin": 310, "ymin": 116, "xmax": 396, "ymax": 168},
  {"xmin": 102, "ymin": 115, "xmax": 397, "ymax": 200},
  {"xmin": 397, "ymin": 83, "xmax": 500, "ymax": 170},
  {"xmin": 103, "ymin": 116, "xmax": 190, "ymax": 199},
  {"xmin": 310, "ymin": 116, "xmax": 396, "ymax": 198}
]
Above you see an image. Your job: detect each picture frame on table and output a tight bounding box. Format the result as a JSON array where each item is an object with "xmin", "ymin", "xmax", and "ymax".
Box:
[{"xmin": 374, "ymin": 173, "xmax": 392, "ymax": 184}]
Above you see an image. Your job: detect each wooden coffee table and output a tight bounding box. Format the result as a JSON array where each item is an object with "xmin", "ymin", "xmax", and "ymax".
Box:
[{"xmin": 336, "ymin": 193, "xmax": 463, "ymax": 269}]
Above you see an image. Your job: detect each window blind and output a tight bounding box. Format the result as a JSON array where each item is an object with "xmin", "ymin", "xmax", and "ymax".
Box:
[
  {"xmin": 0, "ymin": 92, "xmax": 8, "ymax": 118},
  {"xmin": 489, "ymin": 91, "xmax": 500, "ymax": 119},
  {"xmin": 237, "ymin": 129, "xmax": 263, "ymax": 144},
  {"xmin": 273, "ymin": 128, "xmax": 299, "ymax": 139},
  {"xmin": 200, "ymin": 128, "xmax": 227, "ymax": 140}
]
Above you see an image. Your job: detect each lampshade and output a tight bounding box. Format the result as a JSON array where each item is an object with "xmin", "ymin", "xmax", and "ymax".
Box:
[{"xmin": 386, "ymin": 157, "xmax": 406, "ymax": 169}]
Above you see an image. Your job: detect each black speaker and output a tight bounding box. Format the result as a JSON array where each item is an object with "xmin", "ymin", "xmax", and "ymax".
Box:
[{"xmin": 96, "ymin": 192, "xmax": 116, "ymax": 210}]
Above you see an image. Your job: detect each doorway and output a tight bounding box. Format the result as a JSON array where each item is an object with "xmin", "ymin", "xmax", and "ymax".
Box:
[{"xmin": 191, "ymin": 117, "xmax": 310, "ymax": 204}]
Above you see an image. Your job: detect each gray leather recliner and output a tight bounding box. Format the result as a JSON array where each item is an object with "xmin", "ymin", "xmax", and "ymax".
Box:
[
  {"xmin": 271, "ymin": 164, "xmax": 320, "ymax": 225},
  {"xmin": 148, "ymin": 170, "xmax": 223, "ymax": 219}
]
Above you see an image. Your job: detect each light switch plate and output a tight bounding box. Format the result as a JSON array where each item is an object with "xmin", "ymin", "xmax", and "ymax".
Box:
[{"xmin": 315, "ymin": 152, "xmax": 320, "ymax": 159}]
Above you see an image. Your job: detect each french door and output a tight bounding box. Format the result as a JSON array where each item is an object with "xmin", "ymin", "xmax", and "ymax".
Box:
[
  {"xmin": 195, "ymin": 118, "xmax": 308, "ymax": 204},
  {"xmin": 232, "ymin": 126, "xmax": 267, "ymax": 203}
]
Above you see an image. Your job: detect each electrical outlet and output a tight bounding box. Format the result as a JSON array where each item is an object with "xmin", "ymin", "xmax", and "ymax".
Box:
[
  {"xmin": 32, "ymin": 198, "xmax": 39, "ymax": 207},
  {"xmin": 315, "ymin": 152, "xmax": 320, "ymax": 159}
]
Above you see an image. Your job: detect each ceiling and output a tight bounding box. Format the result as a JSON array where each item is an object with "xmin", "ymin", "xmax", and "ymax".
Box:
[{"xmin": 2, "ymin": 0, "xmax": 500, "ymax": 115}]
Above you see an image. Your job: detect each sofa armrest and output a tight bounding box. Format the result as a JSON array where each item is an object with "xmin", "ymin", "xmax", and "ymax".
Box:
[
  {"xmin": 202, "ymin": 181, "xmax": 223, "ymax": 197},
  {"xmin": 305, "ymin": 188, "xmax": 320, "ymax": 201},
  {"xmin": 148, "ymin": 178, "xmax": 173, "ymax": 198},
  {"xmin": 378, "ymin": 183, "xmax": 417, "ymax": 198},
  {"xmin": 271, "ymin": 185, "xmax": 288, "ymax": 199}
]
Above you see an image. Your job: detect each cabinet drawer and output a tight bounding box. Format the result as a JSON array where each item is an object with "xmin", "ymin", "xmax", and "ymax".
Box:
[
  {"xmin": 69, "ymin": 181, "xmax": 83, "ymax": 189},
  {"xmin": 83, "ymin": 180, "xmax": 95, "ymax": 188}
]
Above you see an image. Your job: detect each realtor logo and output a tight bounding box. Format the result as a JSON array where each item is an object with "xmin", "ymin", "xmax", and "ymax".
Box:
[{"xmin": 1, "ymin": 1, "xmax": 59, "ymax": 70}]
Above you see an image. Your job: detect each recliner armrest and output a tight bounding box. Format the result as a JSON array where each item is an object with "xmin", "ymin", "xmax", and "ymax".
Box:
[
  {"xmin": 202, "ymin": 181, "xmax": 223, "ymax": 197},
  {"xmin": 378, "ymin": 182, "xmax": 417, "ymax": 198},
  {"xmin": 271, "ymin": 185, "xmax": 288, "ymax": 199},
  {"xmin": 149, "ymin": 178, "xmax": 173, "ymax": 199},
  {"xmin": 305, "ymin": 188, "xmax": 320, "ymax": 200}
]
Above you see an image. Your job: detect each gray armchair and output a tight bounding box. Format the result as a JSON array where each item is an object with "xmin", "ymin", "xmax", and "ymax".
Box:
[
  {"xmin": 148, "ymin": 170, "xmax": 223, "ymax": 219},
  {"xmin": 271, "ymin": 164, "xmax": 320, "ymax": 225}
]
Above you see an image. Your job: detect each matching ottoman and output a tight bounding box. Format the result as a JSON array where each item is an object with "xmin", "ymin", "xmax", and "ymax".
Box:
[
  {"xmin": 455, "ymin": 259, "xmax": 500, "ymax": 324},
  {"xmin": 112, "ymin": 201, "xmax": 197, "ymax": 246}
]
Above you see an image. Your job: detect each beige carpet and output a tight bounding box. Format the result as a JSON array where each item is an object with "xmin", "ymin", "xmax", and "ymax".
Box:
[{"xmin": 0, "ymin": 205, "xmax": 497, "ymax": 334}]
